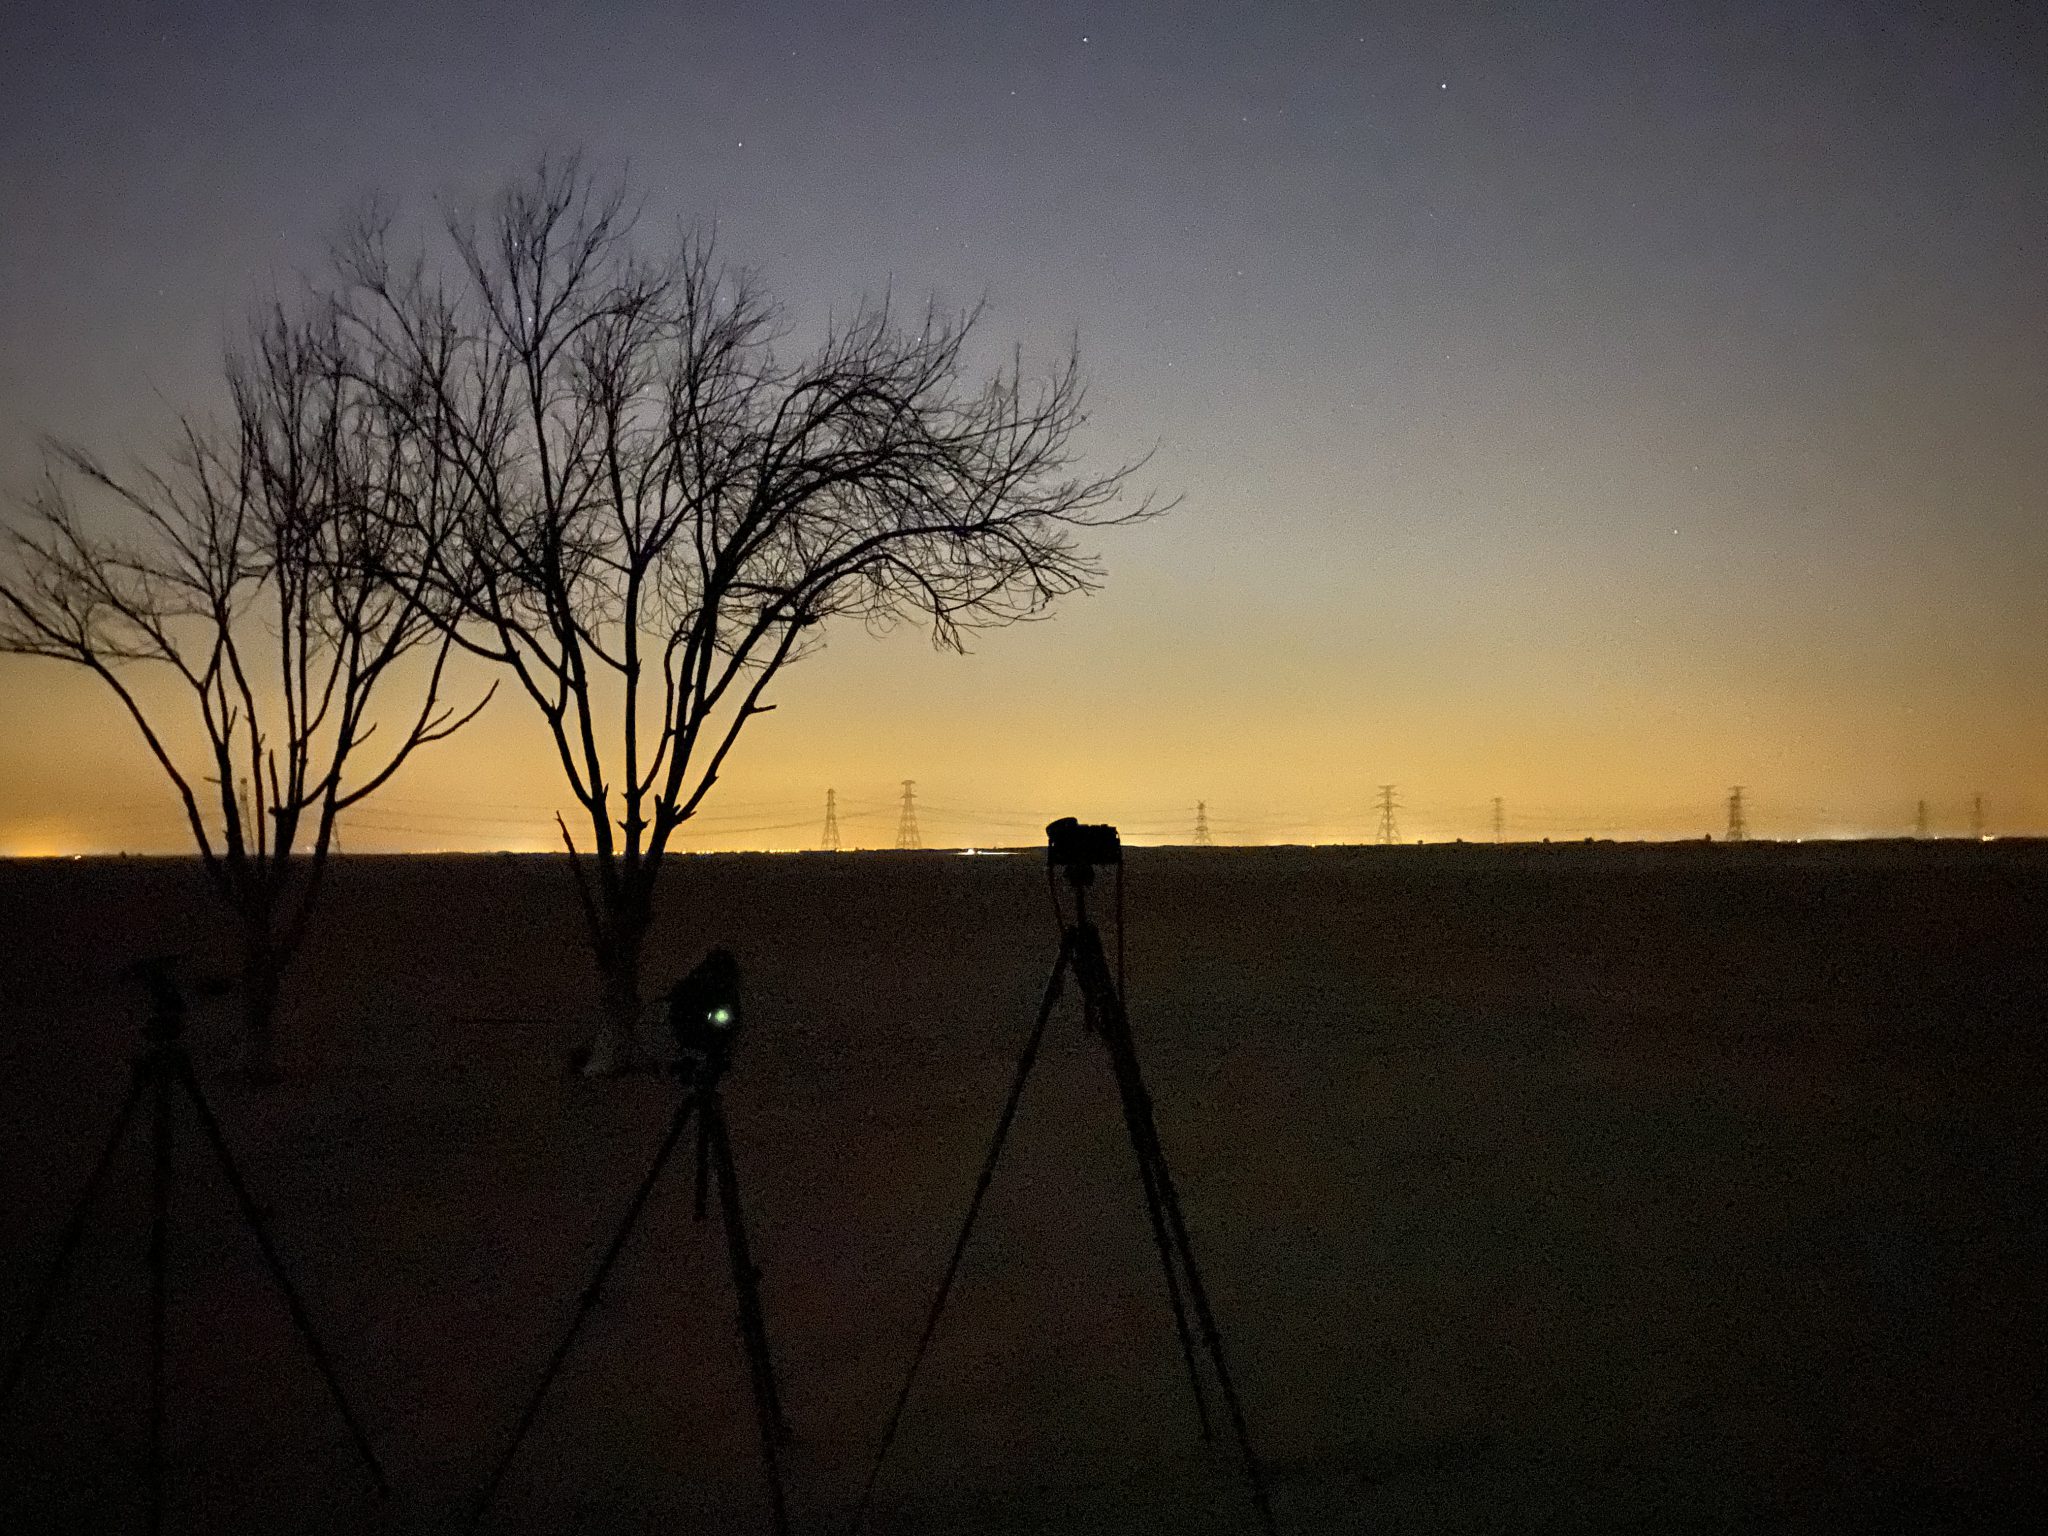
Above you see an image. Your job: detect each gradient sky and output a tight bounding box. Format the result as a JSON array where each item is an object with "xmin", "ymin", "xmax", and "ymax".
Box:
[{"xmin": 2, "ymin": 0, "xmax": 2044, "ymax": 852}]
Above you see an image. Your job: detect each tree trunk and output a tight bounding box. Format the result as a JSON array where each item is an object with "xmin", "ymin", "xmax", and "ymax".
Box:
[
  {"xmin": 582, "ymin": 915, "xmax": 651, "ymax": 1077},
  {"xmin": 238, "ymin": 937, "xmax": 285, "ymax": 1085}
]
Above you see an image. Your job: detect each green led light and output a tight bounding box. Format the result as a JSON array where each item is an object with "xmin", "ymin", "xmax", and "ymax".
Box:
[{"xmin": 710, "ymin": 1006, "xmax": 733, "ymax": 1025}]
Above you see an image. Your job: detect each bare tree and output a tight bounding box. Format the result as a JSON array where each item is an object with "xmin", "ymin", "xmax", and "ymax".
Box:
[
  {"xmin": 0, "ymin": 309, "xmax": 491, "ymax": 1080},
  {"xmin": 337, "ymin": 160, "xmax": 1156, "ymax": 1073}
]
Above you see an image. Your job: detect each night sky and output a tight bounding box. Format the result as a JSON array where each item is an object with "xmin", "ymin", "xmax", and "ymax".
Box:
[{"xmin": 2, "ymin": 0, "xmax": 2043, "ymax": 851}]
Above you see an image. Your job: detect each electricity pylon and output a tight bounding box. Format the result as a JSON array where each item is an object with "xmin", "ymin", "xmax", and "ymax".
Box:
[
  {"xmin": 1193, "ymin": 801, "xmax": 1214, "ymax": 846},
  {"xmin": 821, "ymin": 789, "xmax": 842, "ymax": 852},
  {"xmin": 206, "ymin": 773, "xmax": 263, "ymax": 847},
  {"xmin": 1914, "ymin": 799, "xmax": 1929, "ymax": 839},
  {"xmin": 1970, "ymin": 794, "xmax": 1985, "ymax": 840},
  {"xmin": 1725, "ymin": 786, "xmax": 1747, "ymax": 842},
  {"xmin": 895, "ymin": 781, "xmax": 921, "ymax": 850},
  {"xmin": 1374, "ymin": 785, "xmax": 1399, "ymax": 846},
  {"xmin": 1491, "ymin": 796, "xmax": 1505, "ymax": 843}
]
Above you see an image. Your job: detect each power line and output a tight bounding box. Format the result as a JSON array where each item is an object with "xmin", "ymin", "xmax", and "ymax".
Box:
[{"xmin": 39, "ymin": 784, "xmax": 2037, "ymax": 854}]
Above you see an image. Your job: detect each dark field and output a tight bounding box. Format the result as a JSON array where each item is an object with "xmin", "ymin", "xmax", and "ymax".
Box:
[{"xmin": 2, "ymin": 843, "xmax": 2044, "ymax": 1533}]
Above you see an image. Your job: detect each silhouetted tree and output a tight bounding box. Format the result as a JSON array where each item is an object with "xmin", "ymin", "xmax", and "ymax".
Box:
[
  {"xmin": 337, "ymin": 159, "xmax": 1154, "ymax": 1073},
  {"xmin": 0, "ymin": 310, "xmax": 490, "ymax": 1079}
]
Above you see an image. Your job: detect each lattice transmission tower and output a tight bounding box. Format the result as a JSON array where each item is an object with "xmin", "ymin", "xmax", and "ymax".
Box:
[
  {"xmin": 1374, "ymin": 785, "xmax": 1400, "ymax": 846},
  {"xmin": 1914, "ymin": 799, "xmax": 1929, "ymax": 839},
  {"xmin": 895, "ymin": 780, "xmax": 922, "ymax": 850},
  {"xmin": 1971, "ymin": 794, "xmax": 1985, "ymax": 840},
  {"xmin": 821, "ymin": 788, "xmax": 842, "ymax": 851},
  {"xmin": 1725, "ymin": 786, "xmax": 1747, "ymax": 842},
  {"xmin": 208, "ymin": 773, "xmax": 267, "ymax": 848},
  {"xmin": 1192, "ymin": 801, "xmax": 1214, "ymax": 846},
  {"xmin": 1491, "ymin": 796, "xmax": 1505, "ymax": 843}
]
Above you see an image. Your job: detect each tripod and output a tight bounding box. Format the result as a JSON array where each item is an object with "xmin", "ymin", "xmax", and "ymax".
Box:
[
  {"xmin": 852, "ymin": 845, "xmax": 1276, "ymax": 1534},
  {"xmin": 471, "ymin": 1046, "xmax": 792, "ymax": 1533},
  {"xmin": 0, "ymin": 958, "xmax": 388, "ymax": 1535}
]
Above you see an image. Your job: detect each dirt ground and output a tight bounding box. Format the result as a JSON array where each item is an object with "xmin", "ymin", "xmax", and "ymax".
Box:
[{"xmin": 2, "ymin": 842, "xmax": 2044, "ymax": 1533}]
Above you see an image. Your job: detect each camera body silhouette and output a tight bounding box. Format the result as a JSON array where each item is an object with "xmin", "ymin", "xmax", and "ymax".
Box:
[
  {"xmin": 665, "ymin": 947, "xmax": 743, "ymax": 1073},
  {"xmin": 1046, "ymin": 817, "xmax": 1121, "ymax": 875}
]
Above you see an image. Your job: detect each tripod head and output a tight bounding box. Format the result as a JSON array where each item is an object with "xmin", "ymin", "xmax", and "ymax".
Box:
[{"xmin": 122, "ymin": 954, "xmax": 188, "ymax": 1043}]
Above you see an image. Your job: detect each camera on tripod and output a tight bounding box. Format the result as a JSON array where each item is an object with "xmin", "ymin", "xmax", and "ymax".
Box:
[
  {"xmin": 481, "ymin": 938, "xmax": 791, "ymax": 1529},
  {"xmin": 666, "ymin": 947, "xmax": 743, "ymax": 1073},
  {"xmin": 856, "ymin": 811, "xmax": 1277, "ymax": 1535},
  {"xmin": 1046, "ymin": 817, "xmax": 1121, "ymax": 876}
]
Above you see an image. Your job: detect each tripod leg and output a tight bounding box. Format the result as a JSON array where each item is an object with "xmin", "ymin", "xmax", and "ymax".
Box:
[
  {"xmin": 1102, "ymin": 1023, "xmax": 1277, "ymax": 1536},
  {"xmin": 0, "ymin": 1069, "xmax": 148, "ymax": 1414},
  {"xmin": 694, "ymin": 1100, "xmax": 713, "ymax": 1224},
  {"xmin": 148, "ymin": 1054, "xmax": 170, "ymax": 1536},
  {"xmin": 704, "ymin": 1096, "xmax": 791, "ymax": 1536},
  {"xmin": 849, "ymin": 930, "xmax": 1074, "ymax": 1536},
  {"xmin": 171, "ymin": 1054, "xmax": 390, "ymax": 1499},
  {"xmin": 470, "ymin": 1089, "xmax": 700, "ymax": 1529}
]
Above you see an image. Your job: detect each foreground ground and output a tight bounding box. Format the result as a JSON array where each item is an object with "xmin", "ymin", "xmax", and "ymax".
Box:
[{"xmin": 1, "ymin": 842, "xmax": 2044, "ymax": 1533}]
